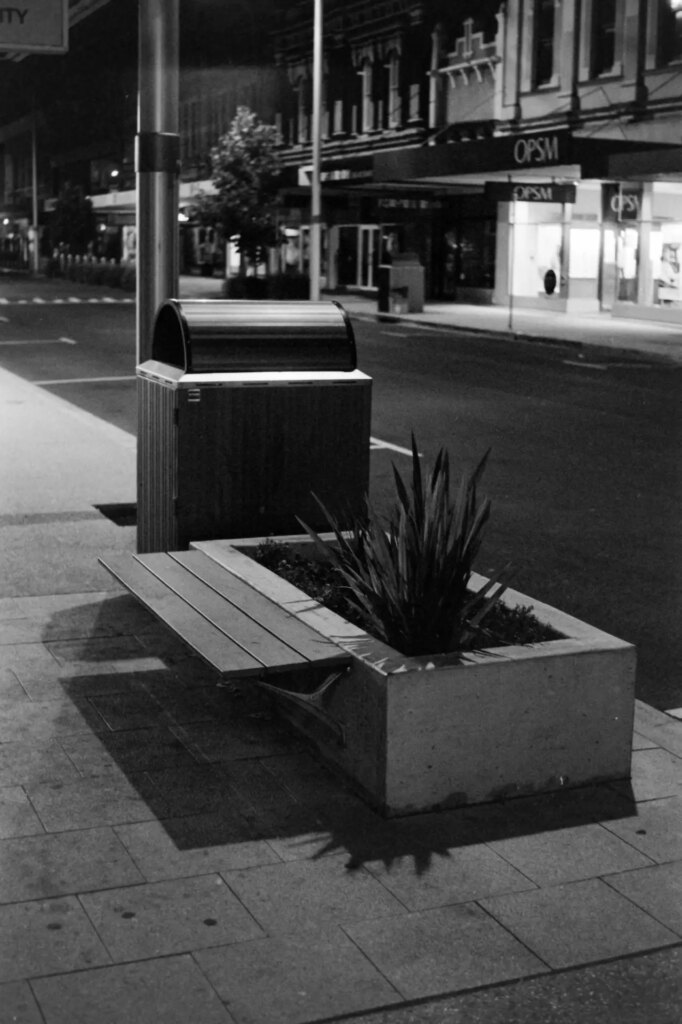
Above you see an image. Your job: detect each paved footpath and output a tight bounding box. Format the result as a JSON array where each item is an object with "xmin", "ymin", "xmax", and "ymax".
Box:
[{"xmin": 1, "ymin": 274, "xmax": 682, "ymax": 1022}]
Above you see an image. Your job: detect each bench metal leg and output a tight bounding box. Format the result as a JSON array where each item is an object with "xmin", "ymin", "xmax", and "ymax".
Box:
[{"xmin": 251, "ymin": 667, "xmax": 349, "ymax": 746}]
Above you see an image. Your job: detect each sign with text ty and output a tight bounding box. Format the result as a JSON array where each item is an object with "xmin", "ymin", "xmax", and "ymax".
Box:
[{"xmin": 0, "ymin": 1, "xmax": 68, "ymax": 53}]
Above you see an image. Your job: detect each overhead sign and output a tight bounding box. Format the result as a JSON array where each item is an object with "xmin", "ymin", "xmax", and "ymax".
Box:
[
  {"xmin": 0, "ymin": 1, "xmax": 68, "ymax": 53},
  {"xmin": 602, "ymin": 183, "xmax": 642, "ymax": 222},
  {"xmin": 485, "ymin": 181, "xmax": 577, "ymax": 204}
]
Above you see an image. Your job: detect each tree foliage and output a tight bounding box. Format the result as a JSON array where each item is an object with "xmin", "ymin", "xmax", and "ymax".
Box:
[{"xmin": 199, "ymin": 106, "xmax": 283, "ymax": 267}]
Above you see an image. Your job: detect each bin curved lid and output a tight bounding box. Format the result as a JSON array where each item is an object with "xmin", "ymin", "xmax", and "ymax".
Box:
[{"xmin": 151, "ymin": 298, "xmax": 357, "ymax": 373}]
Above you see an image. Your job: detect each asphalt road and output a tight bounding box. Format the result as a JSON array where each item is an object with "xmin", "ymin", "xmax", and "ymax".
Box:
[{"xmin": 1, "ymin": 290, "xmax": 680, "ymax": 711}]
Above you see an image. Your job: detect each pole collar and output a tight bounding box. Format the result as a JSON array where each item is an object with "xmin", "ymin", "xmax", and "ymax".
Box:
[{"xmin": 136, "ymin": 132, "xmax": 181, "ymax": 174}]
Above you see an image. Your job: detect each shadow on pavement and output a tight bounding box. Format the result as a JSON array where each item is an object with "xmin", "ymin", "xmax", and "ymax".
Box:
[{"xmin": 44, "ymin": 594, "xmax": 638, "ymax": 874}]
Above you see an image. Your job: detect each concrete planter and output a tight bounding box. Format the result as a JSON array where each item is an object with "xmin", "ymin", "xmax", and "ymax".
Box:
[{"xmin": 194, "ymin": 535, "xmax": 636, "ymax": 817}]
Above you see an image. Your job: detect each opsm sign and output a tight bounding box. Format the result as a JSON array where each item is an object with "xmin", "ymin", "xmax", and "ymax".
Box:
[{"xmin": 0, "ymin": 1, "xmax": 68, "ymax": 53}]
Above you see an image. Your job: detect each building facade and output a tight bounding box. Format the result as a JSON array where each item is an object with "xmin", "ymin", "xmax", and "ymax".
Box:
[{"xmin": 273, "ymin": 0, "xmax": 682, "ymax": 323}]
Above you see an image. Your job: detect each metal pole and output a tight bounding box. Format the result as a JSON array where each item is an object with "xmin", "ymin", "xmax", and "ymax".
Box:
[
  {"xmin": 309, "ymin": 0, "xmax": 322, "ymax": 301},
  {"xmin": 508, "ymin": 189, "xmax": 515, "ymax": 332},
  {"xmin": 31, "ymin": 112, "xmax": 40, "ymax": 274},
  {"xmin": 136, "ymin": 0, "xmax": 180, "ymax": 363}
]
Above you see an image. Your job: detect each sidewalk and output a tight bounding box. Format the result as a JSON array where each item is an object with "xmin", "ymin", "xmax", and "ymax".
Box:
[{"xmin": 1, "ymin": 276, "xmax": 682, "ymax": 1022}]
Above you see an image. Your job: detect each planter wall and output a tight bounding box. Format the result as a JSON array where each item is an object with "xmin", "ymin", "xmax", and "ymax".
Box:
[{"xmin": 194, "ymin": 536, "xmax": 636, "ymax": 817}]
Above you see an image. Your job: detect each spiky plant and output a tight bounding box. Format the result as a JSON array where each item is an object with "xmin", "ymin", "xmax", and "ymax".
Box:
[{"xmin": 298, "ymin": 437, "xmax": 514, "ymax": 657}]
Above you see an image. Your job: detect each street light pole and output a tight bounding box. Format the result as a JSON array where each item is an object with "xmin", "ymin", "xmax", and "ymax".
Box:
[
  {"xmin": 136, "ymin": 0, "xmax": 180, "ymax": 363},
  {"xmin": 309, "ymin": 0, "xmax": 323, "ymax": 301}
]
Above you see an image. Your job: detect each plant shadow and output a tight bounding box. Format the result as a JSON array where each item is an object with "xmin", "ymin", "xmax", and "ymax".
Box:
[{"xmin": 45, "ymin": 593, "xmax": 637, "ymax": 875}]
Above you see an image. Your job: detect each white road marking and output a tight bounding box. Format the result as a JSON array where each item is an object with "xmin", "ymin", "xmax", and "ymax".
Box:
[
  {"xmin": 0, "ymin": 336, "xmax": 76, "ymax": 346},
  {"xmin": 37, "ymin": 374, "xmax": 136, "ymax": 385},
  {"xmin": 666, "ymin": 707, "xmax": 682, "ymax": 720},
  {"xmin": 0, "ymin": 296, "xmax": 133, "ymax": 305},
  {"xmin": 563, "ymin": 360, "xmax": 608, "ymax": 370}
]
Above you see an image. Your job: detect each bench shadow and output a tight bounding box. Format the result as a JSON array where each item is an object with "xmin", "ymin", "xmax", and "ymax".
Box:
[{"xmin": 45, "ymin": 594, "xmax": 637, "ymax": 875}]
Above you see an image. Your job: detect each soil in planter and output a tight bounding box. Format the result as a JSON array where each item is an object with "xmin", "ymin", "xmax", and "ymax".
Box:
[{"xmin": 254, "ymin": 540, "xmax": 562, "ymax": 654}]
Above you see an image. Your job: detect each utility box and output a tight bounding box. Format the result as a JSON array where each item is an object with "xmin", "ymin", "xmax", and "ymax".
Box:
[
  {"xmin": 376, "ymin": 254, "xmax": 424, "ymax": 314},
  {"xmin": 137, "ymin": 299, "xmax": 372, "ymax": 553}
]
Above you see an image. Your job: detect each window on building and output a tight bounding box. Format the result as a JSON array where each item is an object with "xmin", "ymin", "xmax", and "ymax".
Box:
[
  {"xmin": 658, "ymin": 0, "xmax": 682, "ymax": 65},
  {"xmin": 360, "ymin": 60, "xmax": 374, "ymax": 132},
  {"xmin": 387, "ymin": 52, "xmax": 401, "ymax": 127},
  {"xmin": 533, "ymin": 0, "xmax": 555, "ymax": 86},
  {"xmin": 591, "ymin": 0, "xmax": 618, "ymax": 76}
]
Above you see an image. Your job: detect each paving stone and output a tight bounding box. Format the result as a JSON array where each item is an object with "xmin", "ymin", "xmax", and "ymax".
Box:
[
  {"xmin": 345, "ymin": 902, "xmax": 547, "ymax": 999},
  {"xmin": 0, "ymin": 827, "xmax": 143, "ymax": 902},
  {"xmin": 137, "ymin": 763, "xmax": 255, "ymax": 820},
  {"xmin": 462, "ymin": 785, "xmax": 635, "ymax": 843},
  {"xmin": 114, "ymin": 816, "xmax": 279, "ymax": 882},
  {"xmin": 85, "ymin": 691, "xmax": 170, "ymax": 731},
  {"xmin": 0, "ymin": 643, "xmax": 60, "ymax": 685},
  {"xmin": 26, "ymin": 773, "xmax": 156, "ymax": 831},
  {"xmin": 364, "ymin": 841, "xmax": 536, "ymax": 911},
  {"xmin": 632, "ymin": 731, "xmax": 658, "ymax": 750},
  {"xmin": 0, "ymin": 598, "xmax": 23, "ymax": 620},
  {"xmin": 0, "ymin": 739, "xmax": 80, "ymax": 787},
  {"xmin": 224, "ymin": 853, "xmax": 406, "ymax": 934},
  {"xmin": 611, "ymin": 748, "xmax": 682, "ymax": 802},
  {"xmin": 0, "ymin": 979, "xmax": 44, "ymax": 1023},
  {"xmin": 0, "ymin": 895, "xmax": 110, "ymax": 982},
  {"xmin": 59, "ymin": 727, "xmax": 200, "ymax": 776},
  {"xmin": 80, "ymin": 873, "xmax": 263, "ymax": 960},
  {"xmin": 196, "ymin": 928, "xmax": 402, "ymax": 1024},
  {"xmin": 330, "ymin": 946, "xmax": 682, "ymax": 1024},
  {"xmin": 606, "ymin": 861, "xmax": 682, "ymax": 936},
  {"xmin": 0, "ymin": 668, "xmax": 28, "ymax": 701},
  {"xmin": 259, "ymin": 752, "xmax": 361, "ymax": 805},
  {"xmin": 46, "ymin": 636, "xmax": 165, "ymax": 676},
  {"xmin": 0, "ymin": 698, "xmax": 102, "ymax": 743},
  {"xmin": 0, "ymin": 786, "xmax": 44, "ymax": 839},
  {"xmin": 481, "ymin": 877, "xmax": 679, "ymax": 969},
  {"xmin": 486, "ymin": 822, "xmax": 654, "ymax": 886},
  {"xmin": 145, "ymin": 686, "xmax": 233, "ymax": 726},
  {"xmin": 32, "ymin": 955, "xmax": 234, "ymax": 1024},
  {"xmin": 170, "ymin": 718, "xmax": 297, "ymax": 762},
  {"xmin": 601, "ymin": 796, "xmax": 682, "ymax": 862}
]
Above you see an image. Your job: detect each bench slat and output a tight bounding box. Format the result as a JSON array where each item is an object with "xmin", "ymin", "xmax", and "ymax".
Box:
[
  {"xmin": 137, "ymin": 552, "xmax": 321, "ymax": 672},
  {"xmin": 100, "ymin": 554, "xmax": 265, "ymax": 678},
  {"xmin": 169, "ymin": 549, "xmax": 349, "ymax": 668}
]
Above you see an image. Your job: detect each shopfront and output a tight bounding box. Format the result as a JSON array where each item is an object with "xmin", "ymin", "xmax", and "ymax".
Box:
[{"xmin": 373, "ymin": 129, "xmax": 682, "ymax": 319}]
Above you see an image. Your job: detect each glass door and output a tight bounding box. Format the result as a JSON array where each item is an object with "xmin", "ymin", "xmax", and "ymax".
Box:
[{"xmin": 360, "ymin": 225, "xmax": 379, "ymax": 288}]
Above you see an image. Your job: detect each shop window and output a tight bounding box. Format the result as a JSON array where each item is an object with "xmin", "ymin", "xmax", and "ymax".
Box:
[
  {"xmin": 441, "ymin": 218, "xmax": 496, "ymax": 297},
  {"xmin": 533, "ymin": 0, "xmax": 556, "ymax": 87},
  {"xmin": 657, "ymin": 0, "xmax": 682, "ymax": 65},
  {"xmin": 510, "ymin": 202, "xmax": 563, "ymax": 299},
  {"xmin": 615, "ymin": 226, "xmax": 639, "ymax": 302},
  {"xmin": 591, "ymin": 0, "xmax": 619, "ymax": 77}
]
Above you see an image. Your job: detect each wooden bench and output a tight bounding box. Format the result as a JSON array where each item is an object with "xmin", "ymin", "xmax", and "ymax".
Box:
[{"xmin": 99, "ymin": 547, "xmax": 352, "ymax": 741}]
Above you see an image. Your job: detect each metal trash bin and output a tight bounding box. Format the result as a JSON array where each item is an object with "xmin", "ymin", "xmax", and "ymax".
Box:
[
  {"xmin": 137, "ymin": 299, "xmax": 372, "ymax": 553},
  {"xmin": 376, "ymin": 254, "xmax": 424, "ymax": 314}
]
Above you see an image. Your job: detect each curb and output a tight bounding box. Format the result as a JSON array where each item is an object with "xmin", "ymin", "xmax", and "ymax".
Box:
[{"xmin": 367, "ymin": 311, "xmax": 681, "ymax": 367}]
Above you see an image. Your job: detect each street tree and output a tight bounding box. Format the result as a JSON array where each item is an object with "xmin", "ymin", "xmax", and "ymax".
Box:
[{"xmin": 199, "ymin": 106, "xmax": 283, "ymax": 271}]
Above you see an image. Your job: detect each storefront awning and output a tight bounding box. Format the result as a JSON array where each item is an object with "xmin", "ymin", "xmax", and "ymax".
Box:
[
  {"xmin": 608, "ymin": 146, "xmax": 682, "ymax": 181},
  {"xmin": 373, "ymin": 130, "xmax": 673, "ymax": 185}
]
